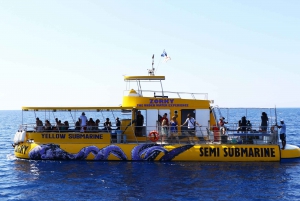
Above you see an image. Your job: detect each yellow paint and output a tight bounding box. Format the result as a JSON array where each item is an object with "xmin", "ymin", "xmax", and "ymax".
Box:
[
  {"xmin": 281, "ymin": 146, "xmax": 300, "ymax": 159},
  {"xmin": 14, "ymin": 142, "xmax": 292, "ymax": 162}
]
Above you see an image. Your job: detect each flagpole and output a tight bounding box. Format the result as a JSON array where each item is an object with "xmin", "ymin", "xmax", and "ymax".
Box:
[
  {"xmin": 148, "ymin": 54, "xmax": 155, "ymax": 76},
  {"xmin": 152, "ymin": 54, "xmax": 154, "ymax": 75}
]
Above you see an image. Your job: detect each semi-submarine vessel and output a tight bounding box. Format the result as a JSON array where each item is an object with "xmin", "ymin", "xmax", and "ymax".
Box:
[{"xmin": 12, "ymin": 58, "xmax": 300, "ymax": 162}]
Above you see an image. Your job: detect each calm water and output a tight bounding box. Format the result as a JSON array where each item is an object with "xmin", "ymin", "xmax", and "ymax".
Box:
[{"xmin": 1, "ymin": 109, "xmax": 300, "ymax": 201}]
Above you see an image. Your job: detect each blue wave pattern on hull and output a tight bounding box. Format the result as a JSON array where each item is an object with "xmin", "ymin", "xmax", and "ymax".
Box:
[{"xmin": 28, "ymin": 143, "xmax": 194, "ymax": 161}]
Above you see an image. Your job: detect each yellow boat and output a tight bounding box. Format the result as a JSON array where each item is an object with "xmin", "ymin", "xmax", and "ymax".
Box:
[{"xmin": 12, "ymin": 66, "xmax": 300, "ymax": 162}]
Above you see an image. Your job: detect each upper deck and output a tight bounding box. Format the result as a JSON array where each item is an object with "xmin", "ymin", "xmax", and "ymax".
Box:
[{"xmin": 122, "ymin": 75, "xmax": 211, "ymax": 109}]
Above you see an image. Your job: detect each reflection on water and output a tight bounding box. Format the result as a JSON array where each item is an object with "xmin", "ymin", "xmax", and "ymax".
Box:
[{"xmin": 7, "ymin": 160, "xmax": 300, "ymax": 200}]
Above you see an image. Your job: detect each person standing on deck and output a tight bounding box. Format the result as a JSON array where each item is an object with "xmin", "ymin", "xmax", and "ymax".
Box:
[
  {"xmin": 181, "ymin": 113, "xmax": 201, "ymax": 135},
  {"xmin": 79, "ymin": 112, "xmax": 88, "ymax": 132},
  {"xmin": 103, "ymin": 118, "xmax": 112, "ymax": 131},
  {"xmin": 277, "ymin": 119, "xmax": 286, "ymax": 150},
  {"xmin": 161, "ymin": 113, "xmax": 169, "ymax": 137},
  {"xmin": 135, "ymin": 111, "xmax": 144, "ymax": 137},
  {"xmin": 219, "ymin": 117, "xmax": 227, "ymax": 135},
  {"xmin": 116, "ymin": 117, "xmax": 121, "ymax": 130},
  {"xmin": 261, "ymin": 112, "xmax": 269, "ymax": 132},
  {"xmin": 170, "ymin": 116, "xmax": 178, "ymax": 142}
]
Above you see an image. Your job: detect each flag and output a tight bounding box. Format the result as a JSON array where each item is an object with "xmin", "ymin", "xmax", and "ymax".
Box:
[
  {"xmin": 161, "ymin": 49, "xmax": 167, "ymax": 57},
  {"xmin": 161, "ymin": 49, "xmax": 171, "ymax": 62},
  {"xmin": 165, "ymin": 55, "xmax": 171, "ymax": 62}
]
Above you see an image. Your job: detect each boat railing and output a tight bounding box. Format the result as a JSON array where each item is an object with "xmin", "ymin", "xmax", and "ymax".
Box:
[
  {"xmin": 18, "ymin": 123, "xmax": 279, "ymax": 145},
  {"xmin": 124, "ymin": 89, "xmax": 208, "ymax": 100},
  {"xmin": 19, "ymin": 123, "xmax": 121, "ymax": 133}
]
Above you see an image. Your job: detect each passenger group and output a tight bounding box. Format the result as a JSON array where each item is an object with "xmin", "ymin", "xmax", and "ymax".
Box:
[{"xmin": 35, "ymin": 112, "xmax": 121, "ymax": 132}]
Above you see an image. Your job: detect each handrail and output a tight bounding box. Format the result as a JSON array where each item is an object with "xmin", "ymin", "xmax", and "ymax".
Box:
[
  {"xmin": 19, "ymin": 122, "xmax": 280, "ymax": 145},
  {"xmin": 124, "ymin": 89, "xmax": 208, "ymax": 100}
]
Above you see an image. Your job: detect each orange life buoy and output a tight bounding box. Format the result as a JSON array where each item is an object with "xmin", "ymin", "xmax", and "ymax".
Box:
[{"xmin": 148, "ymin": 130, "xmax": 159, "ymax": 142}]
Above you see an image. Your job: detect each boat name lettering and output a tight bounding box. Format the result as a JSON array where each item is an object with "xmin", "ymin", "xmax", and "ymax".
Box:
[
  {"xmin": 199, "ymin": 147, "xmax": 276, "ymax": 158},
  {"xmin": 68, "ymin": 134, "xmax": 103, "ymax": 139},
  {"xmin": 139, "ymin": 103, "xmax": 189, "ymax": 107},
  {"xmin": 223, "ymin": 147, "xmax": 276, "ymax": 157},
  {"xmin": 199, "ymin": 147, "xmax": 220, "ymax": 157},
  {"xmin": 150, "ymin": 99, "xmax": 174, "ymax": 104},
  {"xmin": 14, "ymin": 145, "xmax": 29, "ymax": 154},
  {"xmin": 42, "ymin": 133, "xmax": 66, "ymax": 139},
  {"xmin": 41, "ymin": 133, "xmax": 104, "ymax": 139}
]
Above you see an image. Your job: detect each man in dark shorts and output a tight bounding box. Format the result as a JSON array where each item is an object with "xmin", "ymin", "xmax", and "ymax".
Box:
[
  {"xmin": 277, "ymin": 119, "xmax": 286, "ymax": 150},
  {"xmin": 135, "ymin": 111, "xmax": 144, "ymax": 137}
]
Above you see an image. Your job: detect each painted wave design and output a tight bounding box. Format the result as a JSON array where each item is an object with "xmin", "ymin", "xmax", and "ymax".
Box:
[
  {"xmin": 29, "ymin": 143, "xmax": 194, "ymax": 161},
  {"xmin": 29, "ymin": 144, "xmax": 127, "ymax": 160},
  {"xmin": 131, "ymin": 144, "xmax": 194, "ymax": 161}
]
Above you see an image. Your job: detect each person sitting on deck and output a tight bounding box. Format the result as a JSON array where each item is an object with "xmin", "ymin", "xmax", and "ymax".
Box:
[
  {"xmin": 55, "ymin": 118, "xmax": 59, "ymax": 127},
  {"xmin": 44, "ymin": 120, "xmax": 52, "ymax": 130},
  {"xmin": 64, "ymin": 121, "xmax": 69, "ymax": 130},
  {"xmin": 35, "ymin": 118, "xmax": 44, "ymax": 132},
  {"xmin": 87, "ymin": 118, "xmax": 95, "ymax": 131},
  {"xmin": 247, "ymin": 120, "xmax": 252, "ymax": 132},
  {"xmin": 103, "ymin": 118, "xmax": 112, "ymax": 131},
  {"xmin": 75, "ymin": 118, "xmax": 81, "ymax": 131},
  {"xmin": 241, "ymin": 116, "xmax": 247, "ymax": 133},
  {"xmin": 52, "ymin": 118, "xmax": 59, "ymax": 130},
  {"xmin": 95, "ymin": 119, "xmax": 100, "ymax": 130},
  {"xmin": 237, "ymin": 120, "xmax": 242, "ymax": 133},
  {"xmin": 57, "ymin": 120, "xmax": 64, "ymax": 131}
]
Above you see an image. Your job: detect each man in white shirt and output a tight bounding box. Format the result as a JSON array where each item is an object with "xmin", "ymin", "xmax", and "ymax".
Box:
[
  {"xmin": 181, "ymin": 113, "xmax": 200, "ymax": 135},
  {"xmin": 79, "ymin": 112, "xmax": 88, "ymax": 132},
  {"xmin": 277, "ymin": 119, "xmax": 286, "ymax": 150}
]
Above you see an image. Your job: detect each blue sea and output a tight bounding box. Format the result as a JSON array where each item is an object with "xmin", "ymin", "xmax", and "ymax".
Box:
[{"xmin": 1, "ymin": 109, "xmax": 300, "ymax": 201}]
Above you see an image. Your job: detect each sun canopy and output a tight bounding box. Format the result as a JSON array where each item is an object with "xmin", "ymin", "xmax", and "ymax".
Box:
[{"xmin": 124, "ymin": 76, "xmax": 165, "ymax": 81}]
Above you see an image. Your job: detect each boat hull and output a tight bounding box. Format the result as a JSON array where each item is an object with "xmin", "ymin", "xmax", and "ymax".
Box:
[{"xmin": 14, "ymin": 142, "xmax": 300, "ymax": 162}]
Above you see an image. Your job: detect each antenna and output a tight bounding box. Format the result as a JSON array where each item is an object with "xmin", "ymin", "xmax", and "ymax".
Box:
[{"xmin": 148, "ymin": 54, "xmax": 155, "ymax": 76}]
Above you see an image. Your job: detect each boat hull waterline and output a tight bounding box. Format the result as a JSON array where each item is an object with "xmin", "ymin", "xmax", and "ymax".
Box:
[{"xmin": 14, "ymin": 141, "xmax": 300, "ymax": 162}]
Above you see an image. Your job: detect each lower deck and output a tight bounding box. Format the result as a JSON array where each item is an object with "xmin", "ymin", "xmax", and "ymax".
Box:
[
  {"xmin": 13, "ymin": 130, "xmax": 300, "ymax": 162},
  {"xmin": 15, "ymin": 128, "xmax": 279, "ymax": 146}
]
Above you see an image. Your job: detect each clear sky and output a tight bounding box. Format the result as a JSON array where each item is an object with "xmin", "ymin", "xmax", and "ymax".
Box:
[{"xmin": 0, "ymin": 1, "xmax": 300, "ymax": 110}]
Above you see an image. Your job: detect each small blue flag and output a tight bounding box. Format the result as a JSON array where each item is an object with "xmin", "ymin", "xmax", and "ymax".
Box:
[{"xmin": 161, "ymin": 49, "xmax": 167, "ymax": 57}]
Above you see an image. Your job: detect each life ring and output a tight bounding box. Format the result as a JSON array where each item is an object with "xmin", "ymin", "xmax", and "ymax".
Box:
[
  {"xmin": 148, "ymin": 130, "xmax": 159, "ymax": 142},
  {"xmin": 212, "ymin": 125, "xmax": 219, "ymax": 132}
]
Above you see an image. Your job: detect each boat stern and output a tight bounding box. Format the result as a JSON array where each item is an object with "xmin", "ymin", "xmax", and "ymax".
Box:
[{"xmin": 280, "ymin": 144, "xmax": 300, "ymax": 162}]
